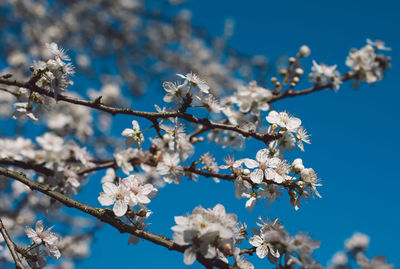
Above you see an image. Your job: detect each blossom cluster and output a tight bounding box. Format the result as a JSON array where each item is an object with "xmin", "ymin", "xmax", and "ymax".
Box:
[
  {"xmin": 33, "ymin": 43, "xmax": 74, "ymax": 99},
  {"xmin": 10, "ymin": 43, "xmax": 74, "ymax": 121},
  {"xmin": 228, "ymin": 152, "xmax": 321, "ymax": 211},
  {"xmin": 346, "ymin": 39, "xmax": 391, "ymax": 85},
  {"xmin": 98, "ymin": 174, "xmax": 157, "ymax": 217},
  {"xmin": 171, "ymin": 204, "xmax": 248, "ymax": 266},
  {"xmin": 25, "ymin": 220, "xmax": 61, "ymax": 267},
  {"xmin": 0, "ymin": 132, "xmax": 93, "ymax": 195},
  {"xmin": 309, "ymin": 60, "xmax": 341, "ymax": 90},
  {"xmin": 249, "ymin": 218, "xmax": 321, "ymax": 268}
]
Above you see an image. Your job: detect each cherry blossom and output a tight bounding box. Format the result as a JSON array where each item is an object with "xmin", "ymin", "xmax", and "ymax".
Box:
[
  {"xmin": 122, "ymin": 120, "xmax": 144, "ymax": 147},
  {"xmin": 25, "ymin": 220, "xmax": 61, "ymax": 259}
]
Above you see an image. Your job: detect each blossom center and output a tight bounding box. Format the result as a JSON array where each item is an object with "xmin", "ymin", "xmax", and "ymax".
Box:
[{"xmin": 116, "ymin": 192, "xmax": 124, "ymax": 200}]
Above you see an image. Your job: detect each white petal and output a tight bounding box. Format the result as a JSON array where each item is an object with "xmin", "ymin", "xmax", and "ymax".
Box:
[
  {"xmin": 250, "ymin": 169, "xmax": 264, "ymax": 184},
  {"xmin": 274, "ymin": 174, "xmax": 284, "ymax": 184},
  {"xmin": 132, "ymin": 120, "xmax": 140, "ymax": 130},
  {"xmin": 287, "ymin": 118, "xmax": 301, "ymax": 130},
  {"xmin": 184, "ymin": 246, "xmax": 196, "ymax": 265},
  {"xmin": 47, "ymin": 244, "xmax": 61, "ymax": 259},
  {"xmin": 249, "ymin": 235, "xmax": 263, "ymax": 247},
  {"xmin": 213, "ymin": 204, "xmax": 226, "ymax": 215},
  {"xmin": 256, "ymin": 148, "xmax": 269, "ymax": 163},
  {"xmin": 162, "ymin": 81, "xmax": 176, "ymax": 93},
  {"xmin": 266, "ymin": 111, "xmax": 279, "ymax": 124},
  {"xmin": 25, "ymin": 227, "xmax": 37, "ymax": 239},
  {"xmin": 245, "ymin": 197, "xmax": 256, "ymax": 211},
  {"xmin": 102, "ymin": 182, "xmax": 118, "ymax": 195},
  {"xmin": 203, "ymin": 245, "xmax": 216, "ymax": 259},
  {"xmin": 113, "ymin": 200, "xmax": 128, "ymax": 217},
  {"xmin": 163, "ymin": 93, "xmax": 174, "ymax": 103},
  {"xmin": 256, "ymin": 244, "xmax": 269, "ymax": 259},
  {"xmin": 44, "ymin": 233, "xmax": 58, "ymax": 245},
  {"xmin": 176, "ymin": 73, "xmax": 186, "ymax": 79},
  {"xmin": 121, "ymin": 128, "xmax": 133, "ymax": 136},
  {"xmin": 174, "ymin": 216, "xmax": 189, "ymax": 225},
  {"xmin": 98, "ymin": 193, "xmax": 115, "ymax": 206},
  {"xmin": 35, "ymin": 220, "xmax": 44, "ymax": 233},
  {"xmin": 265, "ymin": 169, "xmax": 275, "ymax": 181},
  {"xmin": 268, "ymin": 246, "xmax": 280, "ymax": 258},
  {"xmin": 137, "ymin": 194, "xmax": 150, "ymax": 204},
  {"xmin": 243, "ymin": 158, "xmax": 258, "ymax": 169},
  {"xmin": 140, "ymin": 184, "xmax": 154, "ymax": 195}
]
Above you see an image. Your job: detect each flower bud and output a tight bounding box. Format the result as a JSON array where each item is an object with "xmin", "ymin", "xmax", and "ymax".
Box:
[
  {"xmin": 295, "ymin": 68, "xmax": 304, "ymax": 76},
  {"xmin": 299, "ymin": 45, "xmax": 311, "ymax": 57}
]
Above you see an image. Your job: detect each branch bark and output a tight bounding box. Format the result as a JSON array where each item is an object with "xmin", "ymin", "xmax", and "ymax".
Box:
[
  {"xmin": 0, "ymin": 167, "xmax": 232, "ymax": 269},
  {"xmin": 0, "ymin": 218, "xmax": 25, "ymax": 269}
]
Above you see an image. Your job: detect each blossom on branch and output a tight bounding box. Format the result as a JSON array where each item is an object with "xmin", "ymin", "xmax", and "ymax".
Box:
[
  {"xmin": 25, "ymin": 220, "xmax": 61, "ymax": 259},
  {"xmin": 171, "ymin": 204, "xmax": 246, "ymax": 266},
  {"xmin": 309, "ymin": 60, "xmax": 341, "ymax": 91}
]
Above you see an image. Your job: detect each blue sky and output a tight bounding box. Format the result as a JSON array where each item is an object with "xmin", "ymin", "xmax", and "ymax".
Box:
[{"xmin": 77, "ymin": 0, "xmax": 400, "ymax": 268}]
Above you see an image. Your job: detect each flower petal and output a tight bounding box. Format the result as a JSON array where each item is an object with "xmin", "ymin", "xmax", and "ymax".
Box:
[{"xmin": 184, "ymin": 246, "xmax": 197, "ymax": 265}]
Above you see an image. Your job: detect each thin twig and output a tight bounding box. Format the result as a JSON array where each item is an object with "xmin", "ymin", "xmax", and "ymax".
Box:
[
  {"xmin": 0, "ymin": 218, "xmax": 25, "ymax": 269},
  {"xmin": 270, "ymin": 72, "xmax": 355, "ymax": 103}
]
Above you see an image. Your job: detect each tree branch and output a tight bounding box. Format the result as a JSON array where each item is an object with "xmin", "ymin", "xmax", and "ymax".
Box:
[
  {"xmin": 269, "ymin": 72, "xmax": 355, "ymax": 103},
  {"xmin": 0, "ymin": 218, "xmax": 25, "ymax": 269},
  {"xmin": 0, "ymin": 167, "xmax": 232, "ymax": 269},
  {"xmin": 0, "ymin": 77, "xmax": 279, "ymax": 146}
]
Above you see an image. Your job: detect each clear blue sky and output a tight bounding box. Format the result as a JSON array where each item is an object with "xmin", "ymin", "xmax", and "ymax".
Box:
[{"xmin": 78, "ymin": 0, "xmax": 400, "ymax": 268}]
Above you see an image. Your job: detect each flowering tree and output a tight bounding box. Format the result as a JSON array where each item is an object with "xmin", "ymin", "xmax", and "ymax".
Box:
[{"xmin": 0, "ymin": 1, "xmax": 394, "ymax": 268}]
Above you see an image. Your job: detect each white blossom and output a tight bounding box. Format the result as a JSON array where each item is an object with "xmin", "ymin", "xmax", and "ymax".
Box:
[
  {"xmin": 25, "ymin": 220, "xmax": 61, "ymax": 259},
  {"xmin": 309, "ymin": 60, "xmax": 341, "ymax": 90},
  {"xmin": 123, "ymin": 175, "xmax": 157, "ymax": 206},
  {"xmin": 345, "ymin": 232, "xmax": 370, "ymax": 253},
  {"xmin": 122, "ymin": 120, "xmax": 144, "ymax": 147},
  {"xmin": 177, "ymin": 72, "xmax": 210, "ymax": 93},
  {"xmin": 171, "ymin": 204, "xmax": 242, "ymax": 265},
  {"xmin": 98, "ymin": 181, "xmax": 130, "ymax": 217},
  {"xmin": 266, "ymin": 110, "xmax": 302, "ymax": 132}
]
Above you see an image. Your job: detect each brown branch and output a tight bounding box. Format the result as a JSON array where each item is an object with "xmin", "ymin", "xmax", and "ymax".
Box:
[
  {"xmin": 0, "ymin": 77, "xmax": 279, "ymax": 146},
  {"xmin": 189, "ymin": 119, "xmax": 229, "ymax": 142},
  {"xmin": 0, "ymin": 218, "xmax": 25, "ymax": 269},
  {"xmin": 269, "ymin": 72, "xmax": 355, "ymax": 103},
  {"xmin": 2, "ymin": 155, "xmax": 294, "ymax": 191},
  {"xmin": 0, "ymin": 158, "xmax": 54, "ymax": 177},
  {"xmin": 0, "ymin": 167, "xmax": 232, "ymax": 269}
]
